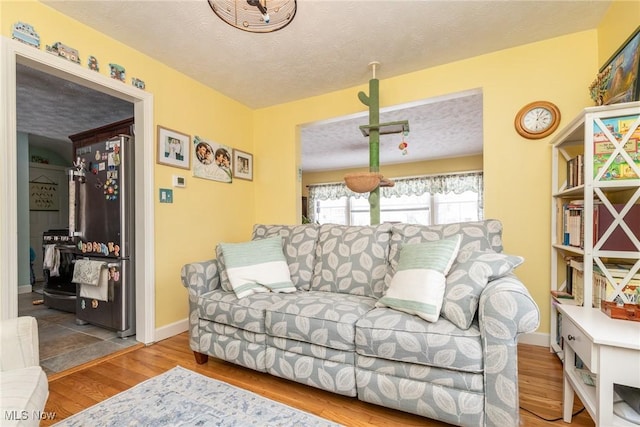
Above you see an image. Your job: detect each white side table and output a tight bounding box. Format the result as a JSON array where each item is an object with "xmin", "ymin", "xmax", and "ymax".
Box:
[{"xmin": 558, "ymin": 305, "xmax": 640, "ymax": 426}]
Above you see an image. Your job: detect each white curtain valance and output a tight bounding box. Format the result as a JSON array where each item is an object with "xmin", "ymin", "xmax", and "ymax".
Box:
[{"xmin": 307, "ymin": 171, "xmax": 483, "ymax": 222}]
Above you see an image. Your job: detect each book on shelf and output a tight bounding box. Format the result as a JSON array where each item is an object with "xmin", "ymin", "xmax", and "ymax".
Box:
[
  {"xmin": 560, "ymin": 201, "xmax": 640, "ymax": 250},
  {"xmin": 562, "ymin": 201, "xmax": 585, "ymax": 247},
  {"xmin": 566, "ymin": 154, "xmax": 584, "ymax": 189},
  {"xmin": 593, "ymin": 263, "xmax": 640, "ymax": 309},
  {"xmin": 552, "ymin": 257, "xmax": 584, "ymax": 306},
  {"xmin": 551, "ymin": 290, "xmax": 574, "ymax": 299}
]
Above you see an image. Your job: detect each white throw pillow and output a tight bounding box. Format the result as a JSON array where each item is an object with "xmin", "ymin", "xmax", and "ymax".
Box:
[
  {"xmin": 376, "ymin": 235, "xmax": 461, "ymax": 322},
  {"xmin": 219, "ymin": 236, "xmax": 296, "ymax": 299}
]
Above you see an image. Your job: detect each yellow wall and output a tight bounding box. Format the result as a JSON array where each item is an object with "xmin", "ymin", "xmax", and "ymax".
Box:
[
  {"xmin": 597, "ymin": 2, "xmax": 640, "ymax": 65},
  {"xmin": 1, "ymin": 0, "xmax": 255, "ymax": 328},
  {"xmin": 3, "ymin": 0, "xmax": 638, "ymax": 337},
  {"xmin": 253, "ymin": 30, "xmax": 600, "ymax": 335},
  {"xmin": 302, "ymin": 155, "xmax": 483, "ymax": 198}
]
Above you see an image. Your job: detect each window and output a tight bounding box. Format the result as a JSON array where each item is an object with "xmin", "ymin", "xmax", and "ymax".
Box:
[
  {"xmin": 308, "ymin": 172, "xmax": 483, "ymax": 226},
  {"xmin": 434, "ymin": 191, "xmax": 480, "ymax": 224}
]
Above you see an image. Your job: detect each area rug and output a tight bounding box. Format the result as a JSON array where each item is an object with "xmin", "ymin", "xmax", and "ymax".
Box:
[{"xmin": 53, "ymin": 366, "xmax": 342, "ymax": 426}]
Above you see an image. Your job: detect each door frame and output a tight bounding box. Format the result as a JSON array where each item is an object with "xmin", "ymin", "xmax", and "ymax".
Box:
[{"xmin": 0, "ymin": 37, "xmax": 156, "ymax": 344}]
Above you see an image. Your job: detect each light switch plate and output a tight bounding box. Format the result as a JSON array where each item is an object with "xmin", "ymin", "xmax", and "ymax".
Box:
[{"xmin": 159, "ymin": 188, "xmax": 173, "ymax": 203}]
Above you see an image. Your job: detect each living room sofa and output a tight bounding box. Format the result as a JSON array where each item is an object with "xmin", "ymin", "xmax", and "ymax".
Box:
[{"xmin": 181, "ymin": 220, "xmax": 540, "ymax": 427}]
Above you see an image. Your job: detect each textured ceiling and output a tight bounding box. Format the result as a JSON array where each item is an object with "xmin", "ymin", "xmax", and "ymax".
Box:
[
  {"xmin": 301, "ymin": 89, "xmax": 483, "ymax": 171},
  {"xmin": 17, "ymin": 1, "xmax": 611, "ymax": 171},
  {"xmin": 17, "ymin": 64, "xmax": 134, "ymax": 158}
]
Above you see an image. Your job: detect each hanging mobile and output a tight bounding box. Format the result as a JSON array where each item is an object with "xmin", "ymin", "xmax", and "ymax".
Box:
[{"xmin": 398, "ymin": 131, "xmax": 409, "ymax": 155}]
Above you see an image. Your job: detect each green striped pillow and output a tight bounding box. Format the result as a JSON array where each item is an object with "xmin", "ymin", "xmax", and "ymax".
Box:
[
  {"xmin": 219, "ymin": 236, "xmax": 296, "ymax": 299},
  {"xmin": 376, "ymin": 235, "xmax": 461, "ymax": 322}
]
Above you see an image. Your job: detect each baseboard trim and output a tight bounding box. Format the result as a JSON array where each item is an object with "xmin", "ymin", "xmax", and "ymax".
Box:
[
  {"xmin": 154, "ymin": 318, "xmax": 189, "ymax": 342},
  {"xmin": 18, "ymin": 285, "xmax": 32, "ymax": 294},
  {"xmin": 518, "ymin": 331, "xmax": 549, "ymax": 347}
]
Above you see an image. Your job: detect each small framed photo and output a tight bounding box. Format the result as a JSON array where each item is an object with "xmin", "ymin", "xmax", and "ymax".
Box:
[
  {"xmin": 233, "ymin": 149, "xmax": 253, "ymax": 181},
  {"xmin": 157, "ymin": 126, "xmax": 190, "ymax": 169}
]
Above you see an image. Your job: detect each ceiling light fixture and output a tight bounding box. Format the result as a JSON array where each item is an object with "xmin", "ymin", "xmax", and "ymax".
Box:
[{"xmin": 208, "ymin": 0, "xmax": 297, "ymax": 33}]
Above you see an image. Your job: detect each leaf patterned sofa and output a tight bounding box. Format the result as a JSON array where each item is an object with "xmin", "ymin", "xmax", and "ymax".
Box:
[{"xmin": 181, "ymin": 220, "xmax": 540, "ymax": 427}]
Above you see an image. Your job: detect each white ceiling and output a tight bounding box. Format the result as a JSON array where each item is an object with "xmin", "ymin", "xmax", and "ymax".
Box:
[{"xmin": 17, "ymin": 1, "xmax": 611, "ymax": 171}]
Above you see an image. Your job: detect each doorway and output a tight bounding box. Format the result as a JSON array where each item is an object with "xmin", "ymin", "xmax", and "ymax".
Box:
[{"xmin": 1, "ymin": 38, "xmax": 156, "ymax": 345}]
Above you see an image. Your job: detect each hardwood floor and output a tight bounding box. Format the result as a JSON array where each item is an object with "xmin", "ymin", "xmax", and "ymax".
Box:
[{"xmin": 42, "ymin": 333, "xmax": 595, "ymax": 426}]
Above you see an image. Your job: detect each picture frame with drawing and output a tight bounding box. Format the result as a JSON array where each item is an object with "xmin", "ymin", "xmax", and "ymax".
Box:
[
  {"xmin": 599, "ymin": 26, "xmax": 640, "ymax": 105},
  {"xmin": 233, "ymin": 149, "xmax": 253, "ymax": 181},
  {"xmin": 157, "ymin": 126, "xmax": 190, "ymax": 169}
]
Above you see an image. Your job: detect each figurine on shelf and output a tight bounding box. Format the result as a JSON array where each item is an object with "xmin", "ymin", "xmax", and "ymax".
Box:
[
  {"xmin": 46, "ymin": 42, "xmax": 80, "ymax": 64},
  {"xmin": 12, "ymin": 22, "xmax": 40, "ymax": 49},
  {"xmin": 88, "ymin": 56, "xmax": 99, "ymax": 72},
  {"xmin": 589, "ymin": 65, "xmax": 612, "ymax": 106},
  {"xmin": 109, "ymin": 63, "xmax": 126, "ymax": 82},
  {"xmin": 132, "ymin": 78, "xmax": 145, "ymax": 90}
]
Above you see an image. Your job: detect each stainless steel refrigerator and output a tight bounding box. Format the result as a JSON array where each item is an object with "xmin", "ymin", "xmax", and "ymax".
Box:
[{"xmin": 69, "ymin": 135, "xmax": 135, "ymax": 338}]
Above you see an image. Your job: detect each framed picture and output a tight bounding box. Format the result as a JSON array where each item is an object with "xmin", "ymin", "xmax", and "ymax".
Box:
[
  {"xmin": 193, "ymin": 136, "xmax": 233, "ymax": 183},
  {"xmin": 599, "ymin": 26, "xmax": 640, "ymax": 105},
  {"xmin": 157, "ymin": 126, "xmax": 190, "ymax": 169},
  {"xmin": 233, "ymin": 149, "xmax": 253, "ymax": 181}
]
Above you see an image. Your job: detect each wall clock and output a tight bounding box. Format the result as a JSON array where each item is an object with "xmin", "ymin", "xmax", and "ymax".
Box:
[{"xmin": 514, "ymin": 101, "xmax": 561, "ymax": 139}]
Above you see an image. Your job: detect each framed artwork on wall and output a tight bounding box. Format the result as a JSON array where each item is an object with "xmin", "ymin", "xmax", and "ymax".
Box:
[
  {"xmin": 193, "ymin": 136, "xmax": 233, "ymax": 183},
  {"xmin": 233, "ymin": 149, "xmax": 253, "ymax": 181},
  {"xmin": 157, "ymin": 126, "xmax": 190, "ymax": 169},
  {"xmin": 599, "ymin": 26, "xmax": 640, "ymax": 105}
]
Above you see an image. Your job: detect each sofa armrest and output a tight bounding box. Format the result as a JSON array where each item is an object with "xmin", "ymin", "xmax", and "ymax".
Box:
[
  {"xmin": 0, "ymin": 316, "xmax": 40, "ymax": 371},
  {"xmin": 180, "ymin": 259, "xmax": 221, "ymax": 297},
  {"xmin": 478, "ymin": 274, "xmax": 540, "ymax": 427},
  {"xmin": 181, "ymin": 259, "xmax": 221, "ymax": 353}
]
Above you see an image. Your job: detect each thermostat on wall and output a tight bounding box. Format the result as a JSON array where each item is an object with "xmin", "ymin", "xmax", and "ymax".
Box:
[{"xmin": 173, "ymin": 175, "xmax": 186, "ymax": 188}]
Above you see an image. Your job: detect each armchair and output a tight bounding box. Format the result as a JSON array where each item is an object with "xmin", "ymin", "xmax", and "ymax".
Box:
[{"xmin": 0, "ymin": 316, "xmax": 49, "ymax": 426}]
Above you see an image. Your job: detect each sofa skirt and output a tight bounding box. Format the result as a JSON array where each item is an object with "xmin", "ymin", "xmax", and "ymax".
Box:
[
  {"xmin": 265, "ymin": 347, "xmax": 357, "ymax": 397},
  {"xmin": 356, "ymin": 367, "xmax": 484, "ymax": 427}
]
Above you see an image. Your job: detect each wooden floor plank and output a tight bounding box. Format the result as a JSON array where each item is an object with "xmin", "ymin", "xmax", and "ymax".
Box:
[{"xmin": 41, "ymin": 333, "xmax": 596, "ymax": 426}]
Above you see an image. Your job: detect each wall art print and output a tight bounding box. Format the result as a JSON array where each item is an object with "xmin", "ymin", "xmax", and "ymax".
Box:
[
  {"xmin": 29, "ymin": 180, "xmax": 59, "ymax": 211},
  {"xmin": 599, "ymin": 26, "xmax": 640, "ymax": 105},
  {"xmin": 193, "ymin": 136, "xmax": 233, "ymax": 183},
  {"xmin": 157, "ymin": 126, "xmax": 190, "ymax": 169},
  {"xmin": 233, "ymin": 149, "xmax": 253, "ymax": 181}
]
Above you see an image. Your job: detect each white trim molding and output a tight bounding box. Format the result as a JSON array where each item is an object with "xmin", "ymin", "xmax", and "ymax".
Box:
[
  {"xmin": 518, "ymin": 331, "xmax": 549, "ymax": 347},
  {"xmin": 1, "ymin": 37, "xmax": 156, "ymax": 344},
  {"xmin": 154, "ymin": 318, "xmax": 189, "ymax": 343}
]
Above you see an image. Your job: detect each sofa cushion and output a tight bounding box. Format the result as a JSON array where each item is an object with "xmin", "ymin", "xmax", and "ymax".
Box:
[
  {"xmin": 252, "ymin": 224, "xmax": 320, "ymax": 291},
  {"xmin": 376, "ymin": 235, "xmax": 461, "ymax": 322},
  {"xmin": 265, "ymin": 291, "xmax": 377, "ymax": 351},
  {"xmin": 311, "ymin": 223, "xmax": 391, "ymax": 298},
  {"xmin": 386, "ymin": 220, "xmax": 503, "ymax": 290},
  {"xmin": 442, "ymin": 251, "xmax": 524, "ymax": 329},
  {"xmin": 198, "ymin": 289, "xmax": 289, "ymax": 334},
  {"xmin": 355, "ymin": 307, "xmax": 483, "ymax": 373},
  {"xmin": 219, "ymin": 237, "xmax": 296, "ymax": 298},
  {"xmin": 0, "ymin": 366, "xmax": 49, "ymax": 427}
]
